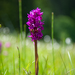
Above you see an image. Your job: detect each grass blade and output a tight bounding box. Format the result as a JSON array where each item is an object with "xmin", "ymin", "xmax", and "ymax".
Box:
[
  {"xmin": 67, "ymin": 51, "xmax": 75, "ymax": 75},
  {"xmin": 17, "ymin": 47, "xmax": 20, "ymax": 75},
  {"xmin": 51, "ymin": 12, "xmax": 55, "ymax": 74},
  {"xmin": 19, "ymin": 0, "xmax": 23, "ymax": 39},
  {"xmin": 13, "ymin": 52, "xmax": 15, "ymax": 75},
  {"xmin": 60, "ymin": 53, "xmax": 67, "ymax": 74}
]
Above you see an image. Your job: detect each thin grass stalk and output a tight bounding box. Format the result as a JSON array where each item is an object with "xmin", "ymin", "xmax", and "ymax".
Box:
[
  {"xmin": 0, "ymin": 42, "xmax": 4, "ymax": 74},
  {"xmin": 34, "ymin": 40, "xmax": 38, "ymax": 75},
  {"xmin": 24, "ymin": 24, "xmax": 26, "ymax": 39},
  {"xmin": 68, "ymin": 51, "xmax": 75, "ymax": 75},
  {"xmin": 13, "ymin": 52, "xmax": 15, "ymax": 75},
  {"xmin": 51, "ymin": 12, "xmax": 55, "ymax": 74},
  {"xmin": 0, "ymin": 54, "xmax": 4, "ymax": 74},
  {"xmin": 19, "ymin": 0, "xmax": 23, "ymax": 65},
  {"xmin": 60, "ymin": 53, "xmax": 67, "ymax": 74},
  {"xmin": 17, "ymin": 47, "xmax": 20, "ymax": 75},
  {"xmin": 19, "ymin": 0, "xmax": 23, "ymax": 39},
  {"xmin": 23, "ymin": 24, "xmax": 26, "ymax": 67},
  {"xmin": 65, "ymin": 69, "xmax": 75, "ymax": 75},
  {"xmin": 4, "ymin": 70, "xmax": 7, "ymax": 75},
  {"xmin": 6, "ymin": 55, "xmax": 9, "ymax": 74},
  {"xmin": 24, "ymin": 24, "xmax": 26, "ymax": 51},
  {"xmin": 62, "ymin": 38, "xmax": 66, "ymax": 65}
]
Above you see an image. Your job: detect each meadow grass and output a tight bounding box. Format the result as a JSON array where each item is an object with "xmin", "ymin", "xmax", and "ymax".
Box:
[
  {"xmin": 0, "ymin": 33, "xmax": 75, "ymax": 75},
  {"xmin": 51, "ymin": 12, "xmax": 55, "ymax": 75}
]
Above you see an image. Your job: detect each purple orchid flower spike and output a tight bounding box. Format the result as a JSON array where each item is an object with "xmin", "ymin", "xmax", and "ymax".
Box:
[
  {"xmin": 26, "ymin": 7, "xmax": 44, "ymax": 41},
  {"xmin": 26, "ymin": 7, "xmax": 44, "ymax": 75}
]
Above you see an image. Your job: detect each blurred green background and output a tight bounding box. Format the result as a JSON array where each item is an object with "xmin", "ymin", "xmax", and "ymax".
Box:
[{"xmin": 0, "ymin": 0, "xmax": 75, "ymax": 42}]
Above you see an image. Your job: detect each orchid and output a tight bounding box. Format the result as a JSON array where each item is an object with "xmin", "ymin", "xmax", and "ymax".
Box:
[
  {"xmin": 26, "ymin": 7, "xmax": 44, "ymax": 41},
  {"xmin": 26, "ymin": 7, "xmax": 44, "ymax": 75}
]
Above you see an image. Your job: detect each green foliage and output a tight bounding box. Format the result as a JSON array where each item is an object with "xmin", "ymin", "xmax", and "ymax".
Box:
[
  {"xmin": 0, "ymin": 34, "xmax": 75, "ymax": 75},
  {"xmin": 54, "ymin": 15, "xmax": 75, "ymax": 41}
]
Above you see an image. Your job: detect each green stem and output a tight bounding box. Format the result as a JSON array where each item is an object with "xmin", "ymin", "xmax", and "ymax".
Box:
[
  {"xmin": 17, "ymin": 47, "xmax": 20, "ymax": 75},
  {"xmin": 24, "ymin": 24, "xmax": 26, "ymax": 67},
  {"xmin": 13, "ymin": 52, "xmax": 15, "ymax": 75},
  {"xmin": 19, "ymin": 0, "xmax": 22, "ymax": 39},
  {"xmin": 24, "ymin": 24, "xmax": 26, "ymax": 48},
  {"xmin": 0, "ymin": 54, "xmax": 4, "ymax": 74},
  {"xmin": 60, "ymin": 53, "xmax": 67, "ymax": 74},
  {"xmin": 52, "ymin": 12, "xmax": 55, "ymax": 74},
  {"xmin": 68, "ymin": 51, "xmax": 75, "ymax": 75},
  {"xmin": 34, "ymin": 40, "xmax": 38, "ymax": 75}
]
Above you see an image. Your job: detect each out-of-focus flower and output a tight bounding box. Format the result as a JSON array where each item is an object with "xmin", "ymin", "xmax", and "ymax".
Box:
[
  {"xmin": 26, "ymin": 7, "xmax": 44, "ymax": 41},
  {"xmin": 0, "ymin": 42, "xmax": 2, "ymax": 54},
  {"xmin": 5, "ymin": 42, "xmax": 11, "ymax": 48}
]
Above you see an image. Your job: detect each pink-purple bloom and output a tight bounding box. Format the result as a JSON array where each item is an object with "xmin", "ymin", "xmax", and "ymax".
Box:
[
  {"xmin": 5, "ymin": 42, "xmax": 11, "ymax": 48},
  {"xmin": 26, "ymin": 7, "xmax": 44, "ymax": 41},
  {"xmin": 0, "ymin": 42, "xmax": 2, "ymax": 54}
]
